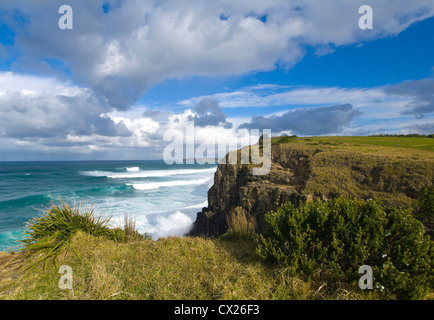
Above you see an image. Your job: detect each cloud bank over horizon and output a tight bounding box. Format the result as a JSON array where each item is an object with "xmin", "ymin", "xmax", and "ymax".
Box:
[
  {"xmin": 238, "ymin": 104, "xmax": 362, "ymax": 135},
  {"xmin": 0, "ymin": 1, "xmax": 433, "ymax": 160},
  {"xmin": 1, "ymin": 70, "xmax": 433, "ymax": 160}
]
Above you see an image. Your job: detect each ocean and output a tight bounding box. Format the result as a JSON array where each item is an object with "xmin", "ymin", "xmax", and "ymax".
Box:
[{"xmin": 0, "ymin": 161, "xmax": 216, "ymax": 252}]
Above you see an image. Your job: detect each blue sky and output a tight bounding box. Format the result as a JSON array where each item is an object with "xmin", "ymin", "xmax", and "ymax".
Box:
[
  {"xmin": 142, "ymin": 15, "xmax": 434, "ymax": 111},
  {"xmin": 0, "ymin": 0, "xmax": 433, "ymax": 160}
]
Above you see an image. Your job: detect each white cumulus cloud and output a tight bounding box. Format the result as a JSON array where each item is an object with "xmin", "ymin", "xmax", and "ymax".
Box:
[{"xmin": 2, "ymin": 0, "xmax": 433, "ymax": 109}]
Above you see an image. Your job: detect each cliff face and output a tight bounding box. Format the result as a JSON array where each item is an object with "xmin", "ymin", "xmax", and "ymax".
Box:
[
  {"xmin": 188, "ymin": 146, "xmax": 320, "ymax": 237},
  {"xmin": 188, "ymin": 139, "xmax": 434, "ymax": 237}
]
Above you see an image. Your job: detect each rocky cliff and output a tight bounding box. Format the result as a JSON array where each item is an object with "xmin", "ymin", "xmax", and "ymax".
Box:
[{"xmin": 188, "ymin": 137, "xmax": 434, "ymax": 237}]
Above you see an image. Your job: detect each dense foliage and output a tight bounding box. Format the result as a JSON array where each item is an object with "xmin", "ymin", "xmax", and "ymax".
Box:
[
  {"xmin": 257, "ymin": 197, "xmax": 434, "ymax": 299},
  {"xmin": 415, "ymin": 187, "xmax": 434, "ymax": 238}
]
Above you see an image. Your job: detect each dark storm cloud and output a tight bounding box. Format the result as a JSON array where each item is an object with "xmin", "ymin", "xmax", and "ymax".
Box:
[
  {"xmin": 189, "ymin": 98, "xmax": 233, "ymax": 128},
  {"xmin": 0, "ymin": 92, "xmax": 131, "ymax": 140},
  {"xmin": 384, "ymin": 78, "xmax": 434, "ymax": 118},
  {"xmin": 238, "ymin": 104, "xmax": 361, "ymax": 135},
  {"xmin": 403, "ymin": 122, "xmax": 434, "ymax": 134}
]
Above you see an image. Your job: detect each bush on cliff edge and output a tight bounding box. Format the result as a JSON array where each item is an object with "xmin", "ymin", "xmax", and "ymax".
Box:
[
  {"xmin": 257, "ymin": 197, "xmax": 434, "ymax": 299},
  {"xmin": 415, "ymin": 187, "xmax": 434, "ymax": 238}
]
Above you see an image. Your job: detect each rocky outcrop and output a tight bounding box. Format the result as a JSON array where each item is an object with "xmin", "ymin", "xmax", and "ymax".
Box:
[
  {"xmin": 188, "ymin": 141, "xmax": 434, "ymax": 238},
  {"xmin": 188, "ymin": 146, "xmax": 318, "ymax": 237}
]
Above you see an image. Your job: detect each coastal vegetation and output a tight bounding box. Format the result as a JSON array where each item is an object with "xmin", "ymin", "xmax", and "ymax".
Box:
[
  {"xmin": 0, "ymin": 135, "xmax": 433, "ymax": 300},
  {"xmin": 1, "ymin": 192, "xmax": 432, "ymax": 300},
  {"xmin": 19, "ymin": 198, "xmax": 146, "ymax": 273},
  {"xmin": 257, "ymin": 197, "xmax": 433, "ymax": 299},
  {"xmin": 0, "ymin": 197, "xmax": 355, "ymax": 300}
]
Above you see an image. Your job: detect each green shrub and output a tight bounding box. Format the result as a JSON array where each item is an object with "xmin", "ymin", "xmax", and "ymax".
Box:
[
  {"xmin": 257, "ymin": 197, "xmax": 434, "ymax": 299},
  {"xmin": 415, "ymin": 187, "xmax": 434, "ymax": 238}
]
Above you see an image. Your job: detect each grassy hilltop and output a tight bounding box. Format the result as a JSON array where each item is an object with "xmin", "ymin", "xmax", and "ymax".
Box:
[
  {"xmin": 273, "ymin": 135, "xmax": 434, "ymax": 206},
  {"xmin": 272, "ymin": 134, "xmax": 434, "ymax": 153},
  {"xmin": 0, "ymin": 135, "xmax": 433, "ymax": 300}
]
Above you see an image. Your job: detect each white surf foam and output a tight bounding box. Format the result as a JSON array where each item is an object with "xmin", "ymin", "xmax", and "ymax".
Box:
[
  {"xmin": 81, "ymin": 167, "xmax": 216, "ymax": 179},
  {"xmin": 183, "ymin": 200, "xmax": 208, "ymax": 209},
  {"xmin": 80, "ymin": 170, "xmax": 112, "ymax": 177},
  {"xmin": 128, "ymin": 177, "xmax": 211, "ymax": 191},
  {"xmin": 126, "ymin": 166, "xmax": 140, "ymax": 172},
  {"xmin": 106, "ymin": 210, "xmax": 194, "ymax": 239},
  {"xmin": 152, "ymin": 211, "xmax": 194, "ymax": 238}
]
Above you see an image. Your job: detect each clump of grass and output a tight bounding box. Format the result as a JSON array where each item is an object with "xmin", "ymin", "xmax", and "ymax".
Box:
[
  {"xmin": 122, "ymin": 213, "xmax": 150, "ymax": 242},
  {"xmin": 124, "ymin": 213, "xmax": 137, "ymax": 242},
  {"xmin": 20, "ymin": 197, "xmax": 114, "ymax": 272},
  {"xmin": 222, "ymin": 207, "xmax": 257, "ymax": 241}
]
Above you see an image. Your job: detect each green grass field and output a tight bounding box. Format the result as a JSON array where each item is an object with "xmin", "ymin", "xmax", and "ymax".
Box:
[
  {"xmin": 270, "ymin": 135, "xmax": 434, "ymax": 208},
  {"xmin": 0, "ymin": 231, "xmax": 362, "ymax": 300},
  {"xmin": 272, "ymin": 135, "xmax": 434, "ymax": 155}
]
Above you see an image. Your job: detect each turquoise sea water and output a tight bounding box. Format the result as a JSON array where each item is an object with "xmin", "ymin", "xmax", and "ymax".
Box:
[{"xmin": 0, "ymin": 161, "xmax": 216, "ymax": 251}]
